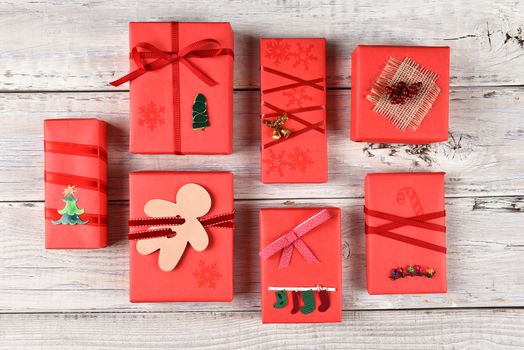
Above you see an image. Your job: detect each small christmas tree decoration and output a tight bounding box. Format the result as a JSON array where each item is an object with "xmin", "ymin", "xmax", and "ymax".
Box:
[
  {"xmin": 192, "ymin": 93, "xmax": 210, "ymax": 130},
  {"xmin": 52, "ymin": 185, "xmax": 88, "ymax": 225}
]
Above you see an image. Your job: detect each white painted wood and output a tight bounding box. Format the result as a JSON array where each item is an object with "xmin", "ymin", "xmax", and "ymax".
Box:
[
  {"xmin": 0, "ymin": 88, "xmax": 523, "ymax": 201},
  {"xmin": 1, "ymin": 197, "xmax": 522, "ymax": 313},
  {"xmin": 0, "ymin": 0, "xmax": 523, "ymax": 90},
  {"xmin": 1, "ymin": 1, "xmax": 523, "ymax": 347},
  {"xmin": 1, "ymin": 309, "xmax": 524, "ymax": 349}
]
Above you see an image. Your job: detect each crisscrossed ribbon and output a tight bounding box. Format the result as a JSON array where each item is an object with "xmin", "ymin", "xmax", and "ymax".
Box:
[
  {"xmin": 128, "ymin": 210, "xmax": 235, "ymax": 240},
  {"xmin": 364, "ymin": 207, "xmax": 447, "ymax": 253},
  {"xmin": 259, "ymin": 209, "xmax": 331, "ymax": 269},
  {"xmin": 261, "ymin": 66, "xmax": 326, "ymax": 149}
]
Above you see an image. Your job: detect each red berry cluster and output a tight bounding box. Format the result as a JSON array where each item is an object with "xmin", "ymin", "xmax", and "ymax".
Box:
[{"xmin": 385, "ymin": 81, "xmax": 422, "ymax": 104}]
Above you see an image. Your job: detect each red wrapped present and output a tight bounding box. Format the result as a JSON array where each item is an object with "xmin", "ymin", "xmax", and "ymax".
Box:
[
  {"xmin": 351, "ymin": 45, "xmax": 449, "ymax": 144},
  {"xmin": 365, "ymin": 172, "xmax": 446, "ymax": 294},
  {"xmin": 129, "ymin": 171, "xmax": 234, "ymax": 302},
  {"xmin": 111, "ymin": 22, "xmax": 234, "ymax": 154},
  {"xmin": 260, "ymin": 38, "xmax": 327, "ymax": 183},
  {"xmin": 259, "ymin": 208, "xmax": 342, "ymax": 323},
  {"xmin": 44, "ymin": 119, "xmax": 108, "ymax": 249}
]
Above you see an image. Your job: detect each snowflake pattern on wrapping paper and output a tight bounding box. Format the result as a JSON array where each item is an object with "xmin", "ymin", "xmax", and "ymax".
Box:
[
  {"xmin": 265, "ymin": 40, "xmax": 292, "ymax": 66},
  {"xmin": 287, "ymin": 147, "xmax": 314, "ymax": 172},
  {"xmin": 263, "ymin": 147, "xmax": 314, "ymax": 176},
  {"xmin": 263, "ymin": 149, "xmax": 288, "ymax": 176},
  {"xmin": 138, "ymin": 101, "xmax": 165, "ymax": 131},
  {"xmin": 193, "ymin": 260, "xmax": 222, "ymax": 288},
  {"xmin": 291, "ymin": 43, "xmax": 318, "ymax": 70},
  {"xmin": 282, "ymin": 86, "xmax": 313, "ymax": 107}
]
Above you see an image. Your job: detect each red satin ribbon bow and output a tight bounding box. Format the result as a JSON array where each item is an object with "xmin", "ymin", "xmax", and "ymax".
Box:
[
  {"xmin": 364, "ymin": 207, "xmax": 447, "ymax": 253},
  {"xmin": 128, "ymin": 210, "xmax": 235, "ymax": 240},
  {"xmin": 110, "ymin": 39, "xmax": 232, "ymax": 87},
  {"xmin": 259, "ymin": 209, "xmax": 332, "ymax": 269}
]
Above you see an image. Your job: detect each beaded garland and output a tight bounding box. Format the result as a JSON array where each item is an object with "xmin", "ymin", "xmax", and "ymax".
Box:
[{"xmin": 389, "ymin": 265, "xmax": 435, "ymax": 280}]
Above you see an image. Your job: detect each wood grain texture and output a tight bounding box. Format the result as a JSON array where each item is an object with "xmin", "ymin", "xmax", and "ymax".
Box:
[
  {"xmin": 1, "ymin": 197, "xmax": 523, "ymax": 313},
  {"xmin": 0, "ymin": 0, "xmax": 523, "ymax": 90},
  {"xmin": 1, "ymin": 309, "xmax": 524, "ymax": 349},
  {"xmin": 1, "ymin": 0, "xmax": 524, "ymax": 348},
  {"xmin": 0, "ymin": 87, "xmax": 523, "ymax": 201}
]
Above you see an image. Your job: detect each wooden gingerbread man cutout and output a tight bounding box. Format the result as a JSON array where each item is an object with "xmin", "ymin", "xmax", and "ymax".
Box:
[{"xmin": 136, "ymin": 183, "xmax": 212, "ymax": 272}]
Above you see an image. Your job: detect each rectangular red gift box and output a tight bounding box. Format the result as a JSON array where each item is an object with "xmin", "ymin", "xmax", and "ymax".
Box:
[
  {"xmin": 44, "ymin": 119, "xmax": 108, "ymax": 249},
  {"xmin": 112, "ymin": 22, "xmax": 234, "ymax": 154},
  {"xmin": 351, "ymin": 45, "xmax": 449, "ymax": 144},
  {"xmin": 129, "ymin": 171, "xmax": 234, "ymax": 302},
  {"xmin": 260, "ymin": 38, "xmax": 328, "ymax": 183},
  {"xmin": 259, "ymin": 208, "xmax": 342, "ymax": 323},
  {"xmin": 365, "ymin": 172, "xmax": 446, "ymax": 294}
]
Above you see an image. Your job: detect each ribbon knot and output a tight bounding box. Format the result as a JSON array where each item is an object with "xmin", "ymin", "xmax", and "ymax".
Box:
[
  {"xmin": 259, "ymin": 209, "xmax": 332, "ymax": 269},
  {"xmin": 110, "ymin": 39, "xmax": 232, "ymax": 87}
]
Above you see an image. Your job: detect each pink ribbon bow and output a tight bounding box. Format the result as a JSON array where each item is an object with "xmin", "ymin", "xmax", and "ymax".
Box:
[{"xmin": 259, "ymin": 209, "xmax": 332, "ymax": 269}]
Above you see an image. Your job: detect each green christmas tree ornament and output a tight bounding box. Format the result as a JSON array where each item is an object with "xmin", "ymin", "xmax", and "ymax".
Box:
[
  {"xmin": 192, "ymin": 93, "xmax": 210, "ymax": 130},
  {"xmin": 52, "ymin": 185, "xmax": 88, "ymax": 225}
]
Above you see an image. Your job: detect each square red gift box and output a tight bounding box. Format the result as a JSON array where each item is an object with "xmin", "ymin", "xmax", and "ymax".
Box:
[
  {"xmin": 44, "ymin": 119, "xmax": 108, "ymax": 249},
  {"xmin": 260, "ymin": 38, "xmax": 328, "ymax": 183},
  {"xmin": 365, "ymin": 172, "xmax": 447, "ymax": 294},
  {"xmin": 129, "ymin": 171, "xmax": 234, "ymax": 302},
  {"xmin": 111, "ymin": 22, "xmax": 234, "ymax": 154},
  {"xmin": 351, "ymin": 45, "xmax": 449, "ymax": 144},
  {"xmin": 259, "ymin": 208, "xmax": 342, "ymax": 323}
]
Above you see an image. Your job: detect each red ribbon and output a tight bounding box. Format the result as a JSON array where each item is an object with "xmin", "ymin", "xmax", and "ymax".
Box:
[
  {"xmin": 45, "ymin": 140, "xmax": 108, "ymax": 162},
  {"xmin": 259, "ymin": 209, "xmax": 331, "ymax": 269},
  {"xmin": 45, "ymin": 207, "xmax": 107, "ymax": 226},
  {"xmin": 110, "ymin": 39, "xmax": 232, "ymax": 87},
  {"xmin": 261, "ymin": 66, "xmax": 326, "ymax": 149},
  {"xmin": 44, "ymin": 171, "xmax": 107, "ymax": 194},
  {"xmin": 364, "ymin": 207, "xmax": 447, "ymax": 253},
  {"xmin": 128, "ymin": 210, "xmax": 235, "ymax": 240}
]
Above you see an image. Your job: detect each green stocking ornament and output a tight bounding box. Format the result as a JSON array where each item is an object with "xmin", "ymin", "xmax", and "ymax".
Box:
[
  {"xmin": 273, "ymin": 290, "xmax": 288, "ymax": 309},
  {"xmin": 300, "ymin": 290, "xmax": 316, "ymax": 314}
]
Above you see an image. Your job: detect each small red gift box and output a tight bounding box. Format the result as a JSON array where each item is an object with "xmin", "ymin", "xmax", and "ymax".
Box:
[
  {"xmin": 44, "ymin": 119, "xmax": 108, "ymax": 249},
  {"xmin": 112, "ymin": 22, "xmax": 234, "ymax": 154},
  {"xmin": 351, "ymin": 45, "xmax": 449, "ymax": 144},
  {"xmin": 260, "ymin": 38, "xmax": 328, "ymax": 183},
  {"xmin": 129, "ymin": 171, "xmax": 234, "ymax": 302},
  {"xmin": 259, "ymin": 208, "xmax": 342, "ymax": 323},
  {"xmin": 365, "ymin": 172, "xmax": 447, "ymax": 294}
]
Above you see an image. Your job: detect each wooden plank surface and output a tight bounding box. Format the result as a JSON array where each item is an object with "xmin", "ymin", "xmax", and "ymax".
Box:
[
  {"xmin": 0, "ymin": 0, "xmax": 523, "ymax": 90},
  {"xmin": 1, "ymin": 0, "xmax": 523, "ymax": 348},
  {"xmin": 0, "ymin": 87, "xmax": 523, "ymax": 201},
  {"xmin": 1, "ymin": 197, "xmax": 523, "ymax": 313},
  {"xmin": 1, "ymin": 309, "xmax": 524, "ymax": 349}
]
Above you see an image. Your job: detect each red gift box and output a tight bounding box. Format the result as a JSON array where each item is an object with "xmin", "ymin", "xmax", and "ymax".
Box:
[
  {"xmin": 365, "ymin": 172, "xmax": 447, "ymax": 294},
  {"xmin": 259, "ymin": 208, "xmax": 342, "ymax": 323},
  {"xmin": 351, "ymin": 45, "xmax": 449, "ymax": 144},
  {"xmin": 260, "ymin": 38, "xmax": 327, "ymax": 183},
  {"xmin": 44, "ymin": 119, "xmax": 108, "ymax": 249},
  {"xmin": 129, "ymin": 171, "xmax": 234, "ymax": 302},
  {"xmin": 112, "ymin": 22, "xmax": 234, "ymax": 154}
]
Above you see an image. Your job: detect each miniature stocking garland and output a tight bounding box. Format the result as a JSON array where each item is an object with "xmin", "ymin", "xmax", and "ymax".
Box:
[
  {"xmin": 192, "ymin": 93, "xmax": 209, "ymax": 130},
  {"xmin": 300, "ymin": 290, "xmax": 315, "ymax": 314},
  {"xmin": 317, "ymin": 289, "xmax": 330, "ymax": 312},
  {"xmin": 273, "ymin": 290, "xmax": 288, "ymax": 308},
  {"xmin": 290, "ymin": 291, "xmax": 300, "ymax": 314}
]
